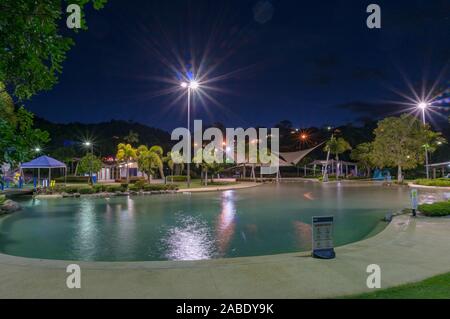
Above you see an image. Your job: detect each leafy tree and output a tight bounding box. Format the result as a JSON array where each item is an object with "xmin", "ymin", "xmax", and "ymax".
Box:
[
  {"xmin": 370, "ymin": 114, "xmax": 445, "ymax": 182},
  {"xmin": 136, "ymin": 145, "xmax": 163, "ymax": 183},
  {"xmin": 116, "ymin": 143, "xmax": 137, "ymax": 183},
  {"xmin": 193, "ymin": 148, "xmax": 225, "ymax": 185},
  {"xmin": 350, "ymin": 142, "xmax": 374, "ymax": 177},
  {"xmin": 0, "ymin": 0, "xmax": 108, "ymax": 100},
  {"xmin": 0, "ymin": 82, "xmax": 16, "ymax": 125},
  {"xmin": 0, "ymin": 106, "xmax": 50, "ymax": 167},
  {"xmin": 77, "ymin": 153, "xmax": 102, "ymax": 178},
  {"xmin": 148, "ymin": 145, "xmax": 165, "ymax": 178},
  {"xmin": 165, "ymin": 151, "xmax": 184, "ymax": 179},
  {"xmin": 50, "ymin": 146, "xmax": 78, "ymax": 174},
  {"xmin": 124, "ymin": 130, "xmax": 139, "ymax": 146},
  {"xmin": 324, "ymin": 136, "xmax": 352, "ymax": 178}
]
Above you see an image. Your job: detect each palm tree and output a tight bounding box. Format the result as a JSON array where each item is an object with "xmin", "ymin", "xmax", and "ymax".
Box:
[
  {"xmin": 136, "ymin": 145, "xmax": 164, "ymax": 183},
  {"xmin": 116, "ymin": 143, "xmax": 137, "ymax": 183},
  {"xmin": 148, "ymin": 145, "xmax": 165, "ymax": 179},
  {"xmin": 324, "ymin": 136, "xmax": 352, "ymax": 179}
]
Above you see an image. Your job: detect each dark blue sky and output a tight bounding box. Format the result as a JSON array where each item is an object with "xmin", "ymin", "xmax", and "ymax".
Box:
[{"xmin": 26, "ymin": 0, "xmax": 450, "ymax": 130}]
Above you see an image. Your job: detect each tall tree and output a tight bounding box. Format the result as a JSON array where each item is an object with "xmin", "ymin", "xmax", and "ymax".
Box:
[
  {"xmin": 0, "ymin": 0, "xmax": 108, "ymax": 100},
  {"xmin": 350, "ymin": 142, "xmax": 374, "ymax": 177},
  {"xmin": 0, "ymin": 106, "xmax": 50, "ymax": 167},
  {"xmin": 116, "ymin": 143, "xmax": 136, "ymax": 183},
  {"xmin": 136, "ymin": 145, "xmax": 163, "ymax": 183},
  {"xmin": 371, "ymin": 114, "xmax": 444, "ymax": 182},
  {"xmin": 77, "ymin": 153, "xmax": 102, "ymax": 180}
]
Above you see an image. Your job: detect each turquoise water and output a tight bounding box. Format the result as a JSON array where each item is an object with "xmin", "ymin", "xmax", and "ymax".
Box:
[{"xmin": 0, "ymin": 183, "xmax": 409, "ymax": 261}]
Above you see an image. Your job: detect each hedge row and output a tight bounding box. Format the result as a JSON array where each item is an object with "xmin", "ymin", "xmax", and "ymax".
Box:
[
  {"xmin": 129, "ymin": 184, "xmax": 178, "ymax": 192},
  {"xmin": 415, "ymin": 178, "xmax": 450, "ymax": 187},
  {"xmin": 418, "ymin": 201, "xmax": 450, "ymax": 217},
  {"xmin": 39, "ymin": 183, "xmax": 178, "ymax": 195},
  {"xmin": 54, "ymin": 176, "xmax": 90, "ymax": 183}
]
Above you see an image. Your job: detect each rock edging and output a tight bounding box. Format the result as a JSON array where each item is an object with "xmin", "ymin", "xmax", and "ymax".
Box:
[{"xmin": 0, "ymin": 199, "xmax": 21, "ymax": 215}]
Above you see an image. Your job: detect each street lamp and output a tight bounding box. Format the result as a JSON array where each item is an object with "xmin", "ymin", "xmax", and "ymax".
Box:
[
  {"xmin": 418, "ymin": 102, "xmax": 430, "ymax": 179},
  {"xmin": 83, "ymin": 141, "xmax": 94, "ymax": 184},
  {"xmin": 34, "ymin": 147, "xmax": 41, "ymax": 153},
  {"xmin": 180, "ymin": 80, "xmax": 200, "ymax": 188}
]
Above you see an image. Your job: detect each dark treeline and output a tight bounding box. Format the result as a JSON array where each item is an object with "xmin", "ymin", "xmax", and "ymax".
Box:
[{"xmin": 34, "ymin": 117, "xmax": 450, "ymax": 164}]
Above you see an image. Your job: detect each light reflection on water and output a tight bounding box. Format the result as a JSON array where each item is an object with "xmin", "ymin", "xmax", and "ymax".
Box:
[
  {"xmin": 161, "ymin": 214, "xmax": 216, "ymax": 261},
  {"xmin": 216, "ymin": 190, "xmax": 237, "ymax": 255},
  {"xmin": 75, "ymin": 199, "xmax": 97, "ymax": 260}
]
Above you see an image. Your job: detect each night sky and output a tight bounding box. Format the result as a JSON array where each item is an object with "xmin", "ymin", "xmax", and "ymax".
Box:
[{"xmin": 26, "ymin": 0, "xmax": 450, "ymax": 131}]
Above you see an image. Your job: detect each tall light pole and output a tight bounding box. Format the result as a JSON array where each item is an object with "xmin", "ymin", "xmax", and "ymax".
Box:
[
  {"xmin": 418, "ymin": 102, "xmax": 430, "ymax": 179},
  {"xmin": 180, "ymin": 80, "xmax": 199, "ymax": 188},
  {"xmin": 84, "ymin": 141, "xmax": 94, "ymax": 184}
]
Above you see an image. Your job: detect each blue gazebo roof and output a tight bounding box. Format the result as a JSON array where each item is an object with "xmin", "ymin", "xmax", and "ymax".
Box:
[{"xmin": 21, "ymin": 155, "xmax": 67, "ymax": 169}]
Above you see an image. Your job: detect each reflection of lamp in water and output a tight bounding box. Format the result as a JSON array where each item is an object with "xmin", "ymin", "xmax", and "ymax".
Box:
[
  {"xmin": 163, "ymin": 215, "xmax": 215, "ymax": 261},
  {"xmin": 216, "ymin": 190, "xmax": 236, "ymax": 254},
  {"xmin": 76, "ymin": 199, "xmax": 97, "ymax": 259}
]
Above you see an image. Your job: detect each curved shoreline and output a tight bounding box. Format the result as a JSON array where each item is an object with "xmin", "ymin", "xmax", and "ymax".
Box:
[
  {"xmin": 0, "ymin": 214, "xmax": 449, "ymax": 298},
  {"xmin": 408, "ymin": 182, "xmax": 450, "ymax": 191}
]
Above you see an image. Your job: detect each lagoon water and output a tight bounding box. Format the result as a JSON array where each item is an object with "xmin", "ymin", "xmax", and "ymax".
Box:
[{"xmin": 0, "ymin": 182, "xmax": 410, "ymax": 261}]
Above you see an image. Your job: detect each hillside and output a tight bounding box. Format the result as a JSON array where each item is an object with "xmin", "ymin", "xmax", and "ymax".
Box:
[{"xmin": 34, "ymin": 117, "xmax": 173, "ymax": 157}]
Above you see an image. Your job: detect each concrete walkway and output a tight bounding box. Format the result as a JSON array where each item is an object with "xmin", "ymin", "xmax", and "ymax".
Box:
[{"xmin": 0, "ymin": 214, "xmax": 449, "ymax": 298}]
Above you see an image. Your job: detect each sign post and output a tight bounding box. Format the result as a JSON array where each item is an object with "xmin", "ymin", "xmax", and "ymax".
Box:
[
  {"xmin": 411, "ymin": 189, "xmax": 418, "ymax": 217},
  {"xmin": 312, "ymin": 216, "xmax": 335, "ymax": 259}
]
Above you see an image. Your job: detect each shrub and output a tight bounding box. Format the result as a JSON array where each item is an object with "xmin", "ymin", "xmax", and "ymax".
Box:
[
  {"xmin": 115, "ymin": 177, "xmax": 146, "ymax": 184},
  {"xmin": 415, "ymin": 178, "xmax": 450, "ymax": 187},
  {"xmin": 54, "ymin": 176, "xmax": 90, "ymax": 183},
  {"xmin": 143, "ymin": 184, "xmax": 178, "ymax": 191},
  {"xmin": 120, "ymin": 183, "xmax": 129, "ymax": 190},
  {"xmin": 63, "ymin": 186, "xmax": 80, "ymax": 194},
  {"xmin": 0, "ymin": 195, "xmax": 6, "ymax": 205},
  {"xmin": 418, "ymin": 201, "xmax": 450, "ymax": 217},
  {"xmin": 78, "ymin": 187, "xmax": 95, "ymax": 194},
  {"xmin": 106, "ymin": 185, "xmax": 125, "ymax": 193},
  {"xmin": 167, "ymin": 175, "xmax": 187, "ymax": 182},
  {"xmin": 134, "ymin": 180, "xmax": 146, "ymax": 190},
  {"xmin": 93, "ymin": 184, "xmax": 106, "ymax": 193},
  {"xmin": 129, "ymin": 184, "xmax": 141, "ymax": 192}
]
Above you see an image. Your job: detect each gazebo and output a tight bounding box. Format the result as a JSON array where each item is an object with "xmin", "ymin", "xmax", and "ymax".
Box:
[
  {"xmin": 20, "ymin": 155, "xmax": 67, "ymax": 187},
  {"xmin": 309, "ymin": 159, "xmax": 358, "ymax": 177},
  {"xmin": 426, "ymin": 161, "xmax": 450, "ymax": 179}
]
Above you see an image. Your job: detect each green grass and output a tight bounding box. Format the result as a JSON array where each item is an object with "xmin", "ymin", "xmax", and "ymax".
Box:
[
  {"xmin": 174, "ymin": 179, "xmax": 238, "ymax": 189},
  {"xmin": 346, "ymin": 272, "xmax": 450, "ymax": 299},
  {"xmin": 415, "ymin": 178, "xmax": 450, "ymax": 187},
  {"xmin": 418, "ymin": 201, "xmax": 450, "ymax": 217}
]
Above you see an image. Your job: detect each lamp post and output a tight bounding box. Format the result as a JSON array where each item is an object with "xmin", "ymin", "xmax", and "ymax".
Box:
[
  {"xmin": 180, "ymin": 80, "xmax": 199, "ymax": 188},
  {"xmin": 418, "ymin": 102, "xmax": 430, "ymax": 179},
  {"xmin": 84, "ymin": 141, "xmax": 94, "ymax": 184}
]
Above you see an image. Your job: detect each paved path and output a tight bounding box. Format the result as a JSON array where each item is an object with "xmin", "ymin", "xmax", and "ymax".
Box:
[{"xmin": 0, "ymin": 215, "xmax": 449, "ymax": 298}]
